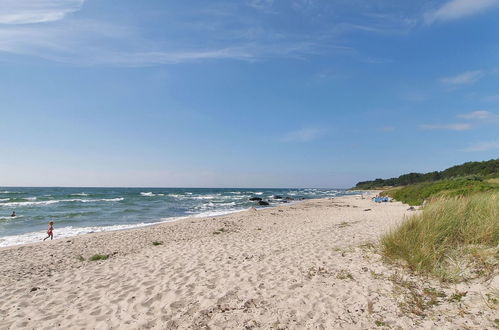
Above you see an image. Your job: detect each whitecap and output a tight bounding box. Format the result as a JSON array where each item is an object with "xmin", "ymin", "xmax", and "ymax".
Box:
[
  {"xmin": 0, "ymin": 197, "xmax": 124, "ymax": 207},
  {"xmin": 190, "ymin": 195, "xmax": 219, "ymax": 200},
  {"xmin": 0, "ymin": 200, "xmax": 60, "ymax": 207},
  {"xmin": 140, "ymin": 192, "xmax": 164, "ymax": 197}
]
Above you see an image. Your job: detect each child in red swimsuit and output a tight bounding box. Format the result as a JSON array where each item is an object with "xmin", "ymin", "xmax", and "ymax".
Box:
[{"xmin": 43, "ymin": 221, "xmax": 54, "ymax": 241}]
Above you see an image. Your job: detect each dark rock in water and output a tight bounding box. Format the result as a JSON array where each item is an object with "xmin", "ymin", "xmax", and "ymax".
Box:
[
  {"xmin": 284, "ymin": 197, "xmax": 294, "ymax": 201},
  {"xmin": 299, "ymin": 197, "xmax": 306, "ymax": 200},
  {"xmin": 273, "ymin": 195, "xmax": 283, "ymax": 199},
  {"xmin": 258, "ymin": 201, "xmax": 270, "ymax": 206},
  {"xmin": 282, "ymin": 200, "xmax": 288, "ymax": 203},
  {"xmin": 249, "ymin": 197, "xmax": 263, "ymax": 201}
]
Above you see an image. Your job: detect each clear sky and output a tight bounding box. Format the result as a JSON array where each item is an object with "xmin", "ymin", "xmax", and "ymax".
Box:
[{"xmin": 0, "ymin": 0, "xmax": 498, "ymax": 188}]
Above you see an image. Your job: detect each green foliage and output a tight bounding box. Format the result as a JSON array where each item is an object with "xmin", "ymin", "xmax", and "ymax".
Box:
[
  {"xmin": 448, "ymin": 291, "xmax": 467, "ymax": 302},
  {"xmin": 152, "ymin": 241, "xmax": 163, "ymax": 246},
  {"xmin": 382, "ymin": 193, "xmax": 499, "ymax": 281},
  {"xmin": 355, "ymin": 158, "xmax": 499, "ymax": 189},
  {"xmin": 382, "ymin": 177, "xmax": 499, "ymax": 205},
  {"xmin": 89, "ymin": 254, "xmax": 109, "ymax": 261}
]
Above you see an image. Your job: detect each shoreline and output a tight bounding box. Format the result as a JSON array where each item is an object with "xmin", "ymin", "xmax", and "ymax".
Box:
[
  {"xmin": 0, "ymin": 195, "xmax": 318, "ymax": 250},
  {"xmin": 1, "ymin": 193, "xmax": 495, "ymax": 329}
]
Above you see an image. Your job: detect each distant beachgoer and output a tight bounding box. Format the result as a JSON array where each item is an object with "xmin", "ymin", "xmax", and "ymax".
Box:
[
  {"xmin": 11, "ymin": 211, "xmax": 16, "ymax": 217},
  {"xmin": 43, "ymin": 221, "xmax": 54, "ymax": 241}
]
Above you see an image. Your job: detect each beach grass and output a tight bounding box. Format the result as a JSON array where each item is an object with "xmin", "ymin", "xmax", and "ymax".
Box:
[
  {"xmin": 382, "ymin": 177, "xmax": 499, "ymax": 205},
  {"xmin": 89, "ymin": 254, "xmax": 109, "ymax": 261},
  {"xmin": 382, "ymin": 192, "xmax": 498, "ymax": 281}
]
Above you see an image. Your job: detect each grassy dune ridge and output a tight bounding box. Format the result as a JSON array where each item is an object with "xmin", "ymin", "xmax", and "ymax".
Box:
[
  {"xmin": 380, "ymin": 177, "xmax": 499, "ymax": 206},
  {"xmin": 382, "ymin": 192, "xmax": 498, "ymax": 281}
]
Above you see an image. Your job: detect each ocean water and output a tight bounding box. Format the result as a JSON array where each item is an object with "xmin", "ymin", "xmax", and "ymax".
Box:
[{"xmin": 0, "ymin": 187, "xmax": 357, "ymax": 247}]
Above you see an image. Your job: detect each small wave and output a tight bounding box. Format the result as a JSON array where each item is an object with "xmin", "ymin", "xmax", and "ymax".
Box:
[
  {"xmin": 0, "ymin": 198, "xmax": 10, "ymax": 202},
  {"xmin": 190, "ymin": 195, "xmax": 220, "ymax": 200},
  {"xmin": 167, "ymin": 194, "xmax": 184, "ymax": 198},
  {"xmin": 254, "ymin": 192, "xmax": 263, "ymax": 195},
  {"xmin": 0, "ymin": 215, "xmax": 23, "ymax": 221},
  {"xmin": 24, "ymin": 197, "xmax": 37, "ymax": 201},
  {"xmin": 140, "ymin": 192, "xmax": 165, "ymax": 197},
  {"xmin": 0, "ymin": 197, "xmax": 124, "ymax": 207},
  {"xmin": 0, "ymin": 200, "xmax": 60, "ymax": 207},
  {"xmin": 190, "ymin": 208, "xmax": 246, "ymax": 218},
  {"xmin": 74, "ymin": 198, "xmax": 124, "ymax": 203},
  {"xmin": 71, "ymin": 193, "xmax": 89, "ymax": 196}
]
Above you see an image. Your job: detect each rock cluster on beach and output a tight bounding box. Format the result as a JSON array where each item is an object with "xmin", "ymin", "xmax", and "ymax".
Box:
[{"xmin": 249, "ymin": 195, "xmax": 297, "ymax": 207}]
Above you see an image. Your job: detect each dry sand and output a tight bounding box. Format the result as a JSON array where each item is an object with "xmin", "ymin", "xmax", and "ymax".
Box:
[{"xmin": 0, "ymin": 194, "xmax": 497, "ymax": 329}]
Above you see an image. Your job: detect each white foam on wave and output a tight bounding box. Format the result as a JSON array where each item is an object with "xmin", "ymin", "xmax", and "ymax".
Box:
[
  {"xmin": 193, "ymin": 201, "xmax": 237, "ymax": 211},
  {"xmin": 71, "ymin": 193, "xmax": 89, "ymax": 196},
  {"xmin": 1, "ymin": 200, "xmax": 60, "ymax": 207},
  {"xmin": 76, "ymin": 198, "xmax": 125, "ymax": 203},
  {"xmin": 0, "ymin": 215, "xmax": 23, "ymax": 221},
  {"xmin": 0, "ymin": 198, "xmax": 10, "ymax": 202},
  {"xmin": 191, "ymin": 208, "xmax": 246, "ymax": 218},
  {"xmin": 190, "ymin": 195, "xmax": 220, "ymax": 200},
  {"xmin": 140, "ymin": 192, "xmax": 165, "ymax": 197},
  {"xmin": 24, "ymin": 197, "xmax": 37, "ymax": 201},
  {"xmin": 167, "ymin": 193, "xmax": 184, "ymax": 198},
  {"xmin": 0, "ymin": 198, "xmax": 124, "ymax": 207}
]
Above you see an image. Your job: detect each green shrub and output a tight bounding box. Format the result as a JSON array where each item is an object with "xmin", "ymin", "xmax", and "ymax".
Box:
[
  {"xmin": 152, "ymin": 241, "xmax": 163, "ymax": 246},
  {"xmin": 89, "ymin": 254, "xmax": 109, "ymax": 261},
  {"xmin": 382, "ymin": 193, "xmax": 498, "ymax": 281}
]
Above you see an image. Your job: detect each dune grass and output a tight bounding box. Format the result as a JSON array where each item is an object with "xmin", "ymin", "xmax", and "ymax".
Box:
[
  {"xmin": 382, "ymin": 192, "xmax": 498, "ymax": 281},
  {"xmin": 89, "ymin": 254, "xmax": 109, "ymax": 261},
  {"xmin": 382, "ymin": 177, "xmax": 499, "ymax": 205}
]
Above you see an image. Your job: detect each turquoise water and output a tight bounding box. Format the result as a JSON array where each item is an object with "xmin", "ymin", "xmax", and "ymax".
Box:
[{"xmin": 0, "ymin": 187, "xmax": 356, "ymax": 247}]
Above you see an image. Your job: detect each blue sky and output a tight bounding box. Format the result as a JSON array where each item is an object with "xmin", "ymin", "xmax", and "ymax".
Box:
[{"xmin": 0, "ymin": 0, "xmax": 498, "ymax": 188}]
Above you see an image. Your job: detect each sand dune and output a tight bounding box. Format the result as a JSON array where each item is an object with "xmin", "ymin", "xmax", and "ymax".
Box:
[{"xmin": 0, "ymin": 194, "xmax": 496, "ymax": 329}]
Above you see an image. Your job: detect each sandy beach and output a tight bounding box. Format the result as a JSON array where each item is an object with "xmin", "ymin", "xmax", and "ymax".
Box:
[{"xmin": 0, "ymin": 194, "xmax": 496, "ymax": 329}]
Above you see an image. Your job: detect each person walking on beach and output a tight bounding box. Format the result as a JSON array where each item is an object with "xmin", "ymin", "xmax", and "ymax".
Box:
[{"xmin": 43, "ymin": 221, "xmax": 54, "ymax": 241}]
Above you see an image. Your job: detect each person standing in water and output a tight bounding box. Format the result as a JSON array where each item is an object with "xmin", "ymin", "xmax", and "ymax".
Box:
[
  {"xmin": 10, "ymin": 211, "xmax": 16, "ymax": 217},
  {"xmin": 43, "ymin": 221, "xmax": 54, "ymax": 241}
]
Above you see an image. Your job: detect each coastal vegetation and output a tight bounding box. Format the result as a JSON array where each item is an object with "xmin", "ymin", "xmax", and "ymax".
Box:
[
  {"xmin": 355, "ymin": 158, "xmax": 498, "ymax": 190},
  {"xmin": 355, "ymin": 159, "xmax": 499, "ymax": 282},
  {"xmin": 382, "ymin": 192, "xmax": 498, "ymax": 281},
  {"xmin": 381, "ymin": 176, "xmax": 499, "ymax": 205}
]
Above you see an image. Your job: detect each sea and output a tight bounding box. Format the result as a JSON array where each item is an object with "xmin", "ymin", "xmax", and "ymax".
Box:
[{"xmin": 0, "ymin": 187, "xmax": 359, "ymax": 247}]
